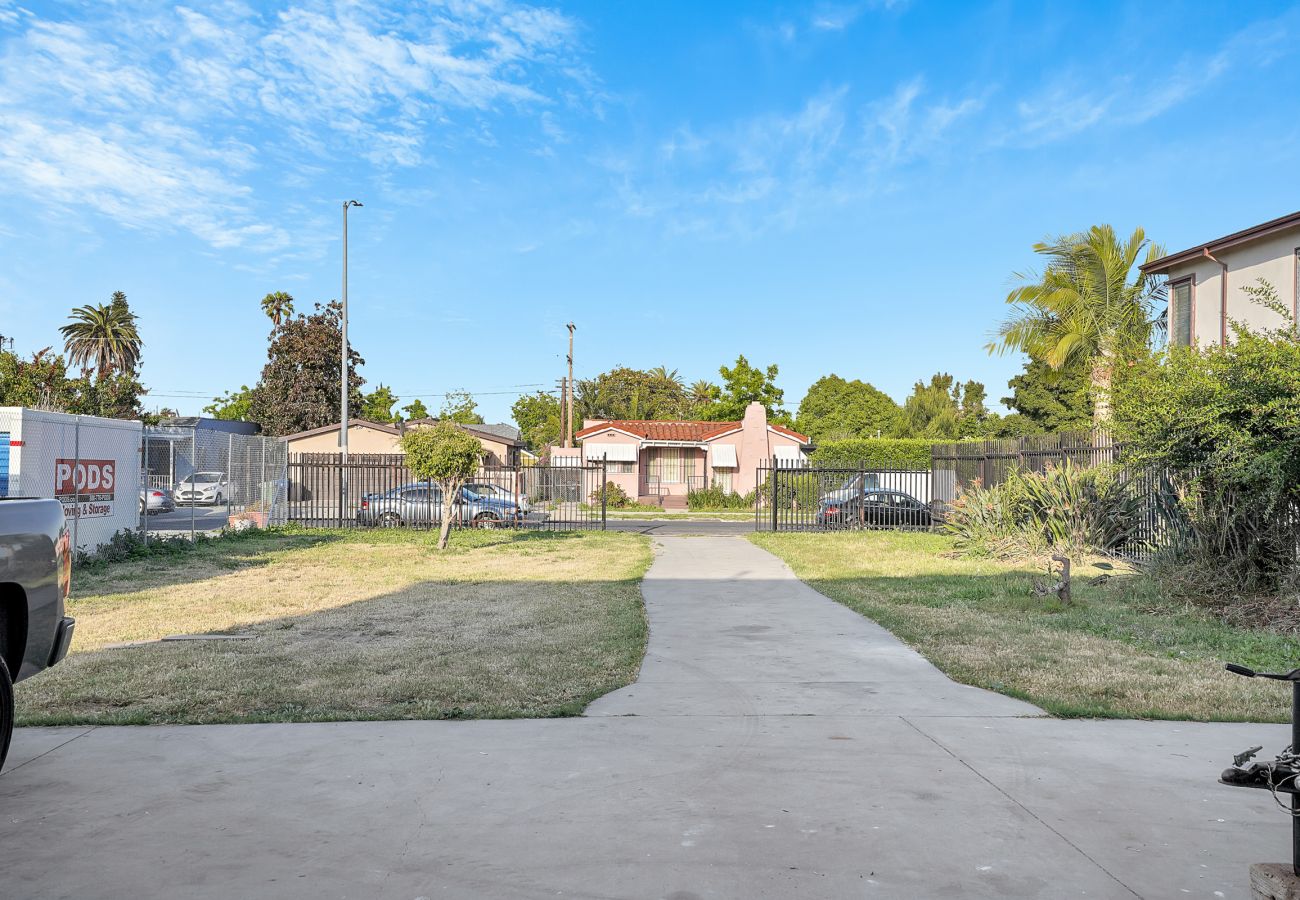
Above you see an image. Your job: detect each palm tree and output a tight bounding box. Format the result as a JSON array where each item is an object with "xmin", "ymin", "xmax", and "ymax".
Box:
[
  {"xmin": 260, "ymin": 291, "xmax": 295, "ymax": 328},
  {"xmin": 60, "ymin": 291, "xmax": 142, "ymax": 377},
  {"xmin": 689, "ymin": 379, "xmax": 717, "ymax": 402},
  {"xmin": 649, "ymin": 365, "xmax": 683, "ymax": 387},
  {"xmin": 988, "ymin": 225, "xmax": 1166, "ymax": 424}
]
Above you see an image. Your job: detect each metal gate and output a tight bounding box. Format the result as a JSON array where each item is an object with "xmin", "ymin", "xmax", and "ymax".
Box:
[
  {"xmin": 754, "ymin": 461, "xmax": 936, "ymax": 532},
  {"xmin": 286, "ymin": 454, "xmax": 609, "ymax": 531}
]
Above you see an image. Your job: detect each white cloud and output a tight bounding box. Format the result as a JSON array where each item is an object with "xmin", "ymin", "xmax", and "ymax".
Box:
[
  {"xmin": 0, "ymin": 1, "xmax": 588, "ymax": 248},
  {"xmin": 611, "ymin": 78, "xmax": 980, "ymax": 239}
]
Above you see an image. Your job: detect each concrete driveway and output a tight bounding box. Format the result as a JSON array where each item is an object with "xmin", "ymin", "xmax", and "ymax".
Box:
[{"xmin": 1, "ymin": 536, "xmax": 1289, "ymax": 899}]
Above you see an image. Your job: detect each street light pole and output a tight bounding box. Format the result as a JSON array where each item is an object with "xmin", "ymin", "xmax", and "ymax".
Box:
[{"xmin": 341, "ymin": 199, "xmax": 362, "ymax": 525}]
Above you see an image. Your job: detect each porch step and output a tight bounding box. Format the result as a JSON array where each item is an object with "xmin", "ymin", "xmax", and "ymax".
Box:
[{"xmin": 638, "ymin": 494, "xmax": 688, "ymax": 510}]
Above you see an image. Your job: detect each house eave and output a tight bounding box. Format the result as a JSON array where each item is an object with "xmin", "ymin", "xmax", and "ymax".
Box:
[{"xmin": 1141, "ymin": 210, "xmax": 1300, "ymax": 275}]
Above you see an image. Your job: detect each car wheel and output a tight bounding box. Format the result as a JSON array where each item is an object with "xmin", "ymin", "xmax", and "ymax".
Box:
[
  {"xmin": 0, "ymin": 655, "xmax": 13, "ymax": 773},
  {"xmin": 473, "ymin": 512, "xmax": 499, "ymax": 529},
  {"xmin": 214, "ymin": 493, "xmax": 223, "ymax": 506},
  {"xmin": 378, "ymin": 512, "xmax": 401, "ymax": 528}
]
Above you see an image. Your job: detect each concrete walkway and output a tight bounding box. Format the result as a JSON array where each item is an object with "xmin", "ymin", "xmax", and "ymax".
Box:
[{"xmin": 0, "ymin": 536, "xmax": 1289, "ymax": 899}]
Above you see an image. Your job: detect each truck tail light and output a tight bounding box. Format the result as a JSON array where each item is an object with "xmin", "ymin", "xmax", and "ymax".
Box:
[{"xmin": 57, "ymin": 525, "xmax": 72, "ymax": 600}]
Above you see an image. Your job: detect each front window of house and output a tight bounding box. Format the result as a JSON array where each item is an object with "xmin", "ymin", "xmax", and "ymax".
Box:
[
  {"xmin": 606, "ymin": 461, "xmax": 634, "ymax": 474},
  {"xmin": 647, "ymin": 448, "xmax": 686, "ymax": 483},
  {"xmin": 1170, "ymin": 278, "xmax": 1192, "ymax": 347}
]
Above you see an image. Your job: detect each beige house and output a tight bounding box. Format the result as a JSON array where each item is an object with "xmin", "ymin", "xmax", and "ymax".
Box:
[
  {"xmin": 283, "ymin": 419, "xmax": 523, "ymax": 467},
  {"xmin": 1142, "ymin": 210, "xmax": 1300, "ymax": 348}
]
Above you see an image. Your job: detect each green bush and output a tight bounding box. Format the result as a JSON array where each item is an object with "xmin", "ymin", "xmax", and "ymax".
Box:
[
  {"xmin": 809, "ymin": 438, "xmax": 940, "ymax": 470},
  {"xmin": 944, "ymin": 462, "xmax": 1141, "ymax": 560},
  {"xmin": 1112, "ymin": 281, "xmax": 1300, "ymax": 599},
  {"xmin": 687, "ymin": 485, "xmax": 755, "ymax": 510},
  {"xmin": 590, "ymin": 481, "xmax": 633, "ymax": 509}
]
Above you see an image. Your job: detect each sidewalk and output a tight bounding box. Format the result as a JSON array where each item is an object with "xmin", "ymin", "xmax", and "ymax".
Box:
[{"xmin": 0, "ymin": 536, "xmax": 1287, "ymax": 899}]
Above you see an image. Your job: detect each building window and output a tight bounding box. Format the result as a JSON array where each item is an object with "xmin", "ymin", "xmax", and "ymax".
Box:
[
  {"xmin": 713, "ymin": 469, "xmax": 733, "ymax": 494},
  {"xmin": 647, "ymin": 448, "xmax": 685, "ymax": 483},
  {"xmin": 1170, "ymin": 277, "xmax": 1193, "ymax": 347},
  {"xmin": 606, "ymin": 461, "xmax": 634, "ymax": 474}
]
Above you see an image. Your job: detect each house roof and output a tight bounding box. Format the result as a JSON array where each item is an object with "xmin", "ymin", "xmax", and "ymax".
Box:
[
  {"xmin": 404, "ymin": 419, "xmax": 524, "ymax": 446},
  {"xmin": 1141, "ymin": 209, "xmax": 1300, "ymax": 275},
  {"xmin": 575, "ymin": 419, "xmax": 810, "ymax": 444},
  {"xmin": 281, "ymin": 419, "xmax": 400, "ymax": 442}
]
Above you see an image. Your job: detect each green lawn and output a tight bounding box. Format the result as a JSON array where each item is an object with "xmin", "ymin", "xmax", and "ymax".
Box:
[
  {"xmin": 751, "ymin": 530, "xmax": 1298, "ymax": 722},
  {"xmin": 18, "ymin": 528, "xmax": 651, "ymax": 726}
]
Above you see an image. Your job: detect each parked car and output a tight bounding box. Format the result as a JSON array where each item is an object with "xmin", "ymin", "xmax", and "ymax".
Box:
[
  {"xmin": 817, "ymin": 489, "xmax": 932, "ymax": 530},
  {"xmin": 139, "ymin": 487, "xmax": 176, "ymax": 515},
  {"xmin": 357, "ymin": 483, "xmax": 523, "ymax": 528},
  {"xmin": 174, "ymin": 472, "xmax": 232, "ymax": 505},
  {"xmin": 464, "ymin": 481, "xmax": 531, "ymax": 514},
  {"xmin": 0, "ymin": 498, "xmax": 75, "ymax": 770},
  {"xmin": 818, "ymin": 472, "xmax": 882, "ymax": 507}
]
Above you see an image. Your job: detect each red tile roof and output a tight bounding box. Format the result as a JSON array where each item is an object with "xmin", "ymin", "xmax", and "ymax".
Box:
[{"xmin": 576, "ymin": 419, "xmax": 809, "ymax": 443}]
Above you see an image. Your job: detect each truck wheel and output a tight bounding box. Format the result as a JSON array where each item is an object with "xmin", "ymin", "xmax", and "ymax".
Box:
[{"xmin": 0, "ymin": 655, "xmax": 12, "ymax": 773}]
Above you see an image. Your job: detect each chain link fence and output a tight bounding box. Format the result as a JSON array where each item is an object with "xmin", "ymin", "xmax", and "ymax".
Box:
[{"xmin": 142, "ymin": 424, "xmax": 287, "ymax": 540}]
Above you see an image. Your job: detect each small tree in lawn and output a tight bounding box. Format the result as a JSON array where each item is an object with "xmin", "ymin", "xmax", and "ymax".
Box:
[{"xmin": 400, "ymin": 423, "xmax": 483, "ymax": 550}]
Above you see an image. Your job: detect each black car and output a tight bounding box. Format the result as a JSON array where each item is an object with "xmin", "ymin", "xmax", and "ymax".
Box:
[{"xmin": 817, "ymin": 489, "xmax": 932, "ymax": 530}]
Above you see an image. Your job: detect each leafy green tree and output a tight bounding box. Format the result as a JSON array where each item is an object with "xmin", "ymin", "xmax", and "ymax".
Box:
[
  {"xmin": 795, "ymin": 375, "xmax": 903, "ymax": 441},
  {"xmin": 204, "ymin": 386, "xmax": 256, "ymax": 421},
  {"xmin": 989, "ymin": 225, "xmax": 1165, "ymax": 423},
  {"xmin": 901, "ymin": 373, "xmax": 960, "ymax": 438},
  {"xmin": 59, "ymin": 291, "xmax": 142, "ymax": 377},
  {"xmin": 648, "ymin": 366, "xmax": 683, "ymax": 387},
  {"xmin": 575, "ymin": 367, "xmax": 690, "ymax": 421},
  {"xmin": 360, "ymin": 384, "xmax": 400, "ymax": 424},
  {"xmin": 260, "ymin": 291, "xmax": 295, "ymax": 328},
  {"xmin": 402, "ymin": 398, "xmax": 431, "ymax": 420},
  {"xmin": 1002, "ymin": 357, "xmax": 1093, "ymax": 433},
  {"xmin": 249, "ymin": 301, "xmax": 365, "ymax": 437},
  {"xmin": 0, "ymin": 347, "xmax": 82, "ymax": 410},
  {"xmin": 400, "ymin": 423, "xmax": 484, "ymax": 550},
  {"xmin": 0, "ymin": 346, "xmax": 145, "ymax": 418},
  {"xmin": 702, "ymin": 355, "xmax": 788, "ymax": 423},
  {"xmin": 512, "ymin": 391, "xmax": 562, "ymax": 451},
  {"xmin": 899, "ymin": 374, "xmax": 995, "ymax": 438},
  {"xmin": 439, "ymin": 389, "xmax": 484, "ymax": 425}
]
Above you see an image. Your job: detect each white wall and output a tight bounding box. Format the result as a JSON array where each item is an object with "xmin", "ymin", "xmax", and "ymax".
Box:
[{"xmin": 1, "ymin": 407, "xmax": 143, "ymax": 553}]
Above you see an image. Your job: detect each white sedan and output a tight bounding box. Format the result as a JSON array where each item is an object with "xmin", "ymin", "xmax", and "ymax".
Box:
[{"xmin": 173, "ymin": 472, "xmax": 232, "ymax": 505}]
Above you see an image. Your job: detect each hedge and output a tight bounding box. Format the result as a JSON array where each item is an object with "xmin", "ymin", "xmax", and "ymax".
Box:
[{"xmin": 808, "ymin": 438, "xmax": 940, "ymax": 470}]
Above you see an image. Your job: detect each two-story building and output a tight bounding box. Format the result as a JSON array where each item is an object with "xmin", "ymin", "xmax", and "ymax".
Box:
[{"xmin": 1142, "ymin": 210, "xmax": 1300, "ymax": 347}]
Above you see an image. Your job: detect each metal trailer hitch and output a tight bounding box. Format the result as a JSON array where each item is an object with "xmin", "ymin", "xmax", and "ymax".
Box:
[{"xmin": 1221, "ymin": 663, "xmax": 1300, "ymax": 875}]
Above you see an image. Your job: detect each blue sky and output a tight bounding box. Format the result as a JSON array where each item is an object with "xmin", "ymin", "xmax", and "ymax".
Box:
[{"xmin": 2, "ymin": 0, "xmax": 1299, "ymax": 424}]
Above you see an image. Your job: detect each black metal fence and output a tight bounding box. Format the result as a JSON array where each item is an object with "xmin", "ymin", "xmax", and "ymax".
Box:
[
  {"xmin": 287, "ymin": 453, "xmax": 608, "ymax": 531},
  {"xmin": 930, "ymin": 430, "xmax": 1118, "ymax": 505},
  {"xmin": 754, "ymin": 461, "xmax": 936, "ymax": 532}
]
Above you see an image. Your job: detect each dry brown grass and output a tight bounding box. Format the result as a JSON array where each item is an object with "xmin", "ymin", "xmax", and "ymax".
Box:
[
  {"xmin": 751, "ymin": 530, "xmax": 1297, "ymax": 722},
  {"xmin": 17, "ymin": 529, "xmax": 651, "ymax": 725}
]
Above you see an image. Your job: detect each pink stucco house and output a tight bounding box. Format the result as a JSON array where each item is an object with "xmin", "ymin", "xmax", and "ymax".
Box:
[{"xmin": 558, "ymin": 401, "xmax": 810, "ymax": 508}]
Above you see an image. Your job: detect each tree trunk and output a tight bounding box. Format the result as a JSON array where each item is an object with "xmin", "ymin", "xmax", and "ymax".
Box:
[
  {"xmin": 1090, "ymin": 353, "xmax": 1113, "ymax": 426},
  {"xmin": 437, "ymin": 486, "xmax": 456, "ymax": 550}
]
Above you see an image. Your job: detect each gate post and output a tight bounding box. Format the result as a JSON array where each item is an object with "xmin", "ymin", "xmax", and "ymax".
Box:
[
  {"xmin": 770, "ymin": 462, "xmax": 779, "ymax": 532},
  {"xmin": 601, "ymin": 456, "xmax": 607, "ymax": 531}
]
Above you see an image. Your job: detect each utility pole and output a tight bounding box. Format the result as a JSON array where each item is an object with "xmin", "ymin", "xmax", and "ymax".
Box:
[
  {"xmin": 565, "ymin": 322, "xmax": 576, "ymax": 448},
  {"xmin": 559, "ymin": 377, "xmax": 569, "ymax": 448},
  {"xmin": 340, "ymin": 199, "xmax": 362, "ymax": 525}
]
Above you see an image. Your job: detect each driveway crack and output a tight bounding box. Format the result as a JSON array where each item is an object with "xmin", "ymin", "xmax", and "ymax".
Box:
[
  {"xmin": 900, "ymin": 716, "xmax": 1143, "ymax": 899},
  {"xmin": 1, "ymin": 726, "xmax": 98, "ymax": 776}
]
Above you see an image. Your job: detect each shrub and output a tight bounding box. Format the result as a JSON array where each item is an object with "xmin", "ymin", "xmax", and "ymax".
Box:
[
  {"xmin": 809, "ymin": 438, "xmax": 939, "ymax": 470},
  {"xmin": 944, "ymin": 462, "xmax": 1140, "ymax": 560},
  {"xmin": 687, "ymin": 485, "xmax": 754, "ymax": 510},
  {"xmin": 590, "ymin": 481, "xmax": 632, "ymax": 509},
  {"xmin": 1112, "ymin": 281, "xmax": 1300, "ymax": 599}
]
